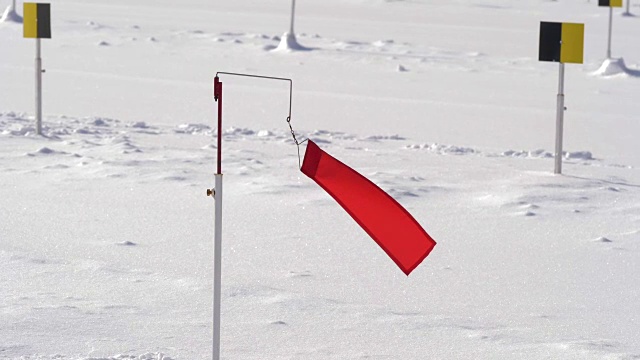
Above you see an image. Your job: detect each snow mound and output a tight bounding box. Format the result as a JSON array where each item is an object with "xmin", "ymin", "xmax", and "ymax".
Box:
[
  {"xmin": 116, "ymin": 240, "xmax": 137, "ymax": 246},
  {"xmin": 0, "ymin": 3, "xmax": 22, "ymax": 23},
  {"xmin": 406, "ymin": 143, "xmax": 477, "ymax": 155},
  {"xmin": 273, "ymin": 32, "xmax": 311, "ymax": 52},
  {"xmin": 128, "ymin": 121, "xmax": 149, "ymax": 129},
  {"xmin": 592, "ymin": 58, "xmax": 640, "ymax": 77},
  {"xmin": 502, "ymin": 149, "xmax": 554, "ymax": 158},
  {"xmin": 80, "ymin": 353, "xmax": 173, "ymax": 360},
  {"xmin": 564, "ymin": 151, "xmax": 594, "ymax": 161},
  {"xmin": 26, "ymin": 147, "xmax": 69, "ymax": 156},
  {"xmin": 174, "ymin": 123, "xmax": 211, "ymax": 135},
  {"xmin": 363, "ymin": 134, "xmax": 406, "ymax": 141},
  {"xmin": 407, "ymin": 143, "xmax": 598, "ymax": 163}
]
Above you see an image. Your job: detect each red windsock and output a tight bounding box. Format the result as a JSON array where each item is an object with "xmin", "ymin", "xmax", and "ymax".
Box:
[{"xmin": 301, "ymin": 140, "xmax": 436, "ymax": 275}]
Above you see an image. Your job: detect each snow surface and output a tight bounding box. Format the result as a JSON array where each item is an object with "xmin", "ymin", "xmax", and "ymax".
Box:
[{"xmin": 1, "ymin": 0, "xmax": 640, "ymax": 359}]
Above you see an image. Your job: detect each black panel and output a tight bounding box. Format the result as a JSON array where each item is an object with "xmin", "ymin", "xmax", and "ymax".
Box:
[
  {"xmin": 599, "ymin": 0, "xmax": 611, "ymax": 6},
  {"xmin": 539, "ymin": 22, "xmax": 561, "ymax": 62},
  {"xmin": 37, "ymin": 3, "xmax": 51, "ymax": 39}
]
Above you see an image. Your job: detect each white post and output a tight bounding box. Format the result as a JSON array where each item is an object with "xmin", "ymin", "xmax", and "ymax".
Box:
[
  {"xmin": 213, "ymin": 173, "xmax": 223, "ymax": 360},
  {"xmin": 625, "ymin": 0, "xmax": 631, "ymax": 15},
  {"xmin": 554, "ymin": 62, "xmax": 565, "ymax": 175},
  {"xmin": 607, "ymin": 6, "xmax": 613, "ymax": 58},
  {"xmin": 12, "ymin": 0, "xmax": 16, "ymax": 10},
  {"xmin": 36, "ymin": 38, "xmax": 42, "ymax": 136},
  {"xmin": 289, "ymin": 0, "xmax": 296, "ymax": 34}
]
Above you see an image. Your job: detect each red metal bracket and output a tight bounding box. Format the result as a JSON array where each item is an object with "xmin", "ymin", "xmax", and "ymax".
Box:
[{"xmin": 214, "ymin": 76, "xmax": 223, "ymax": 174}]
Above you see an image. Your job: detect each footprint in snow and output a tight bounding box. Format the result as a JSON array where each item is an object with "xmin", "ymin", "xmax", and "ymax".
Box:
[{"xmin": 594, "ymin": 237, "xmax": 613, "ymax": 243}]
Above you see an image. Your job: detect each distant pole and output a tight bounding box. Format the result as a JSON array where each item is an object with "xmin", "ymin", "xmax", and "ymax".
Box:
[
  {"xmin": 289, "ymin": 0, "xmax": 296, "ymax": 34},
  {"xmin": 25, "ymin": 2, "xmax": 51, "ymax": 136},
  {"xmin": 625, "ymin": 0, "xmax": 631, "ymax": 14},
  {"xmin": 554, "ymin": 62, "xmax": 565, "ymax": 174},
  {"xmin": 607, "ymin": 5, "xmax": 613, "ymax": 58},
  {"xmin": 36, "ymin": 38, "xmax": 42, "ymax": 135}
]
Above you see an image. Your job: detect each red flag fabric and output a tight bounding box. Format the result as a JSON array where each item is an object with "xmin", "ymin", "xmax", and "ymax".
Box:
[{"xmin": 301, "ymin": 140, "xmax": 436, "ymax": 275}]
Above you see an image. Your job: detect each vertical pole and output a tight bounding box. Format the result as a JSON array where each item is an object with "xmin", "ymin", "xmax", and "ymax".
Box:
[
  {"xmin": 213, "ymin": 173, "xmax": 223, "ymax": 360},
  {"xmin": 36, "ymin": 38, "xmax": 42, "ymax": 136},
  {"xmin": 212, "ymin": 76, "xmax": 223, "ymax": 360},
  {"xmin": 554, "ymin": 62, "xmax": 565, "ymax": 175},
  {"xmin": 12, "ymin": 0, "xmax": 16, "ymax": 10},
  {"xmin": 289, "ymin": 0, "xmax": 296, "ymax": 34},
  {"xmin": 625, "ymin": 0, "xmax": 631, "ymax": 15},
  {"xmin": 607, "ymin": 6, "xmax": 613, "ymax": 59}
]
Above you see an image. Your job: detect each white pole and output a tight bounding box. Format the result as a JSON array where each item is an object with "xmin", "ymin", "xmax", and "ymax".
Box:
[
  {"xmin": 12, "ymin": 0, "xmax": 16, "ymax": 10},
  {"xmin": 554, "ymin": 62, "xmax": 565, "ymax": 175},
  {"xmin": 213, "ymin": 173, "xmax": 223, "ymax": 360},
  {"xmin": 289, "ymin": 0, "xmax": 296, "ymax": 34},
  {"xmin": 36, "ymin": 38, "xmax": 42, "ymax": 136},
  {"xmin": 625, "ymin": 0, "xmax": 631, "ymax": 15},
  {"xmin": 607, "ymin": 6, "xmax": 613, "ymax": 58}
]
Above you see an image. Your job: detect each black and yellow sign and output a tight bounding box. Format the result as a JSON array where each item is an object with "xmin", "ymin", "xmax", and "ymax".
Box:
[
  {"xmin": 599, "ymin": 0, "xmax": 623, "ymax": 7},
  {"xmin": 23, "ymin": 3, "xmax": 51, "ymax": 39},
  {"xmin": 539, "ymin": 22, "xmax": 584, "ymax": 64}
]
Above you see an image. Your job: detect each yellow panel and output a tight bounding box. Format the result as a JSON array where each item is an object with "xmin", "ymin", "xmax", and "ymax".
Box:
[
  {"xmin": 611, "ymin": 0, "xmax": 623, "ymax": 7},
  {"xmin": 23, "ymin": 3, "xmax": 38, "ymax": 38},
  {"xmin": 560, "ymin": 23, "xmax": 584, "ymax": 64}
]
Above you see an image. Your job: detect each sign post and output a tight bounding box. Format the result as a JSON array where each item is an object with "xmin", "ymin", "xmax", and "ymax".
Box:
[
  {"xmin": 555, "ymin": 62, "xmax": 565, "ymax": 174},
  {"xmin": 599, "ymin": 0, "xmax": 623, "ymax": 58},
  {"xmin": 539, "ymin": 21, "xmax": 584, "ymax": 174},
  {"xmin": 23, "ymin": 2, "xmax": 51, "ymax": 136}
]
